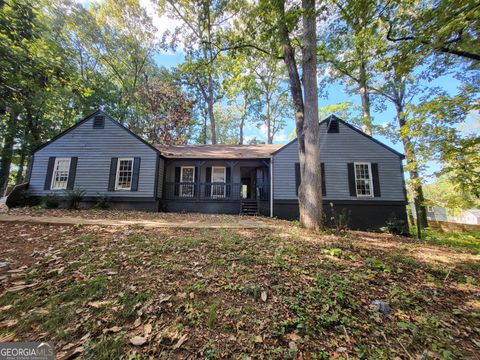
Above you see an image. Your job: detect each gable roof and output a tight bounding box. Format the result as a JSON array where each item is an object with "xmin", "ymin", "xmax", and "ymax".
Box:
[
  {"xmin": 155, "ymin": 144, "xmax": 283, "ymax": 159},
  {"xmin": 272, "ymin": 115, "xmax": 405, "ymax": 159},
  {"xmin": 32, "ymin": 110, "xmax": 163, "ymax": 156}
]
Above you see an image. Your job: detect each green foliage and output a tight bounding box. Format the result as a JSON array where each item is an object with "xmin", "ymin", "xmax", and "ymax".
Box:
[
  {"xmin": 424, "ymin": 176, "xmax": 478, "ymax": 210},
  {"xmin": 43, "ymin": 193, "xmax": 60, "ymax": 209},
  {"xmin": 422, "ymin": 229, "xmax": 480, "ymax": 254},
  {"xmin": 381, "ymin": 216, "xmax": 409, "ymax": 235},
  {"xmin": 65, "ymin": 188, "xmax": 86, "ymax": 210},
  {"xmin": 95, "ymin": 194, "xmax": 111, "ymax": 209}
]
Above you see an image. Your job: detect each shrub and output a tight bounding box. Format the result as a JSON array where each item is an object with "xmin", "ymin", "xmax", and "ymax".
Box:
[
  {"xmin": 43, "ymin": 193, "xmax": 59, "ymax": 209},
  {"xmin": 65, "ymin": 188, "xmax": 86, "ymax": 209},
  {"xmin": 381, "ymin": 216, "xmax": 408, "ymax": 235},
  {"xmin": 95, "ymin": 194, "xmax": 111, "ymax": 209},
  {"xmin": 327, "ymin": 202, "xmax": 350, "ymax": 232}
]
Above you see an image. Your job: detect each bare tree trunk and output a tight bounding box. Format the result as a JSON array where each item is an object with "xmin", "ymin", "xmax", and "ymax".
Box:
[
  {"xmin": 359, "ymin": 60, "xmax": 372, "ymax": 135},
  {"xmin": 0, "ymin": 108, "xmax": 18, "ymax": 194},
  {"xmin": 277, "ymin": 0, "xmax": 322, "ymax": 230},
  {"xmin": 239, "ymin": 94, "xmax": 247, "ymax": 145},
  {"xmin": 395, "ymin": 102, "xmax": 428, "ymax": 238},
  {"xmin": 206, "ymin": 74, "xmax": 217, "ymax": 144},
  {"xmin": 16, "ymin": 148, "xmax": 26, "ymax": 184},
  {"xmin": 266, "ymin": 95, "xmax": 273, "ymax": 144},
  {"xmin": 300, "ymin": 0, "xmax": 323, "ymax": 230}
]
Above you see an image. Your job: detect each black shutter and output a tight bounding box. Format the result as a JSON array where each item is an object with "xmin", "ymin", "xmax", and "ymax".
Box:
[
  {"xmin": 321, "ymin": 162, "xmax": 326, "ymax": 196},
  {"xmin": 205, "ymin": 167, "xmax": 212, "ymax": 197},
  {"xmin": 44, "ymin": 157, "xmax": 56, "ymax": 190},
  {"xmin": 371, "ymin": 163, "xmax": 381, "ymax": 197},
  {"xmin": 295, "ymin": 162, "xmax": 300, "ymax": 196},
  {"xmin": 108, "ymin": 158, "xmax": 118, "ymax": 191},
  {"xmin": 66, "ymin": 157, "xmax": 78, "ymax": 190},
  {"xmin": 131, "ymin": 157, "xmax": 141, "ymax": 191},
  {"xmin": 226, "ymin": 167, "xmax": 231, "ymax": 197},
  {"xmin": 174, "ymin": 167, "xmax": 180, "ymax": 196},
  {"xmin": 347, "ymin": 163, "xmax": 356, "ymax": 196}
]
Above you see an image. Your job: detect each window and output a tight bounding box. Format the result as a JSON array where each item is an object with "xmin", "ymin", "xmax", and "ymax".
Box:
[
  {"xmin": 51, "ymin": 158, "xmax": 71, "ymax": 190},
  {"xmin": 115, "ymin": 158, "xmax": 134, "ymax": 190},
  {"xmin": 354, "ymin": 162, "xmax": 373, "ymax": 197},
  {"xmin": 211, "ymin": 166, "xmax": 226, "ymax": 198},
  {"xmin": 180, "ymin": 166, "xmax": 195, "ymax": 197},
  {"xmin": 427, "ymin": 205, "xmax": 434, "ymax": 212},
  {"xmin": 93, "ymin": 115, "xmax": 105, "ymax": 129}
]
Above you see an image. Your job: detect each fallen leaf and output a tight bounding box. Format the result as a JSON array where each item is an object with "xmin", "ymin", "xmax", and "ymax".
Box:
[
  {"xmin": 254, "ymin": 335, "xmax": 263, "ymax": 343},
  {"xmin": 172, "ymin": 334, "xmax": 188, "ymax": 349},
  {"xmin": 286, "ymin": 333, "xmax": 301, "ymax": 342},
  {"xmin": 130, "ymin": 336, "xmax": 147, "ymax": 346},
  {"xmin": 102, "ymin": 326, "xmax": 122, "ymax": 334},
  {"xmin": 0, "ymin": 305, "xmax": 12, "ymax": 311},
  {"xmin": 87, "ymin": 301, "xmax": 110, "ymax": 309},
  {"xmin": 143, "ymin": 323, "xmax": 152, "ymax": 337},
  {"xmin": 289, "ymin": 341, "xmax": 298, "ymax": 350},
  {"xmin": 133, "ymin": 318, "xmax": 141, "ymax": 328},
  {"xmin": 261, "ymin": 291, "xmax": 267, "ymax": 302}
]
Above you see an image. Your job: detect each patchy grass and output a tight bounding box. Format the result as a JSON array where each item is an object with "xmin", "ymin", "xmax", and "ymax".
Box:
[
  {"xmin": 0, "ymin": 216, "xmax": 479, "ymax": 358},
  {"xmin": 421, "ymin": 229, "xmax": 480, "ymax": 254}
]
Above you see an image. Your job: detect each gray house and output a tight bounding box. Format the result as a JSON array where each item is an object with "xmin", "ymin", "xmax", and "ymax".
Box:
[{"xmin": 27, "ymin": 110, "xmax": 407, "ymax": 230}]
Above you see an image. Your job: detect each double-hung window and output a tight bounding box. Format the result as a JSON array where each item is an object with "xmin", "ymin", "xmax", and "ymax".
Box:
[
  {"xmin": 211, "ymin": 166, "xmax": 226, "ymax": 198},
  {"xmin": 180, "ymin": 166, "xmax": 195, "ymax": 197},
  {"xmin": 51, "ymin": 158, "xmax": 71, "ymax": 190},
  {"xmin": 115, "ymin": 158, "xmax": 134, "ymax": 190},
  {"xmin": 354, "ymin": 162, "xmax": 373, "ymax": 197}
]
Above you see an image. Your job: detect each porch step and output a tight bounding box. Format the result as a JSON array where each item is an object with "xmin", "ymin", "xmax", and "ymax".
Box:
[{"xmin": 240, "ymin": 200, "xmax": 258, "ymax": 215}]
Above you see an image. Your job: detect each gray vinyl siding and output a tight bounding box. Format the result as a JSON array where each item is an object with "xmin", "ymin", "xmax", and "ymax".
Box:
[
  {"xmin": 157, "ymin": 157, "xmax": 164, "ymax": 198},
  {"xmin": 29, "ymin": 114, "xmax": 158, "ymax": 198},
  {"xmin": 273, "ymin": 121, "xmax": 406, "ymax": 201}
]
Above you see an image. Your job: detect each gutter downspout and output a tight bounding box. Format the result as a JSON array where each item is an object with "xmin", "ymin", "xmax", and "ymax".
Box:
[{"xmin": 270, "ymin": 156, "xmax": 273, "ymax": 217}]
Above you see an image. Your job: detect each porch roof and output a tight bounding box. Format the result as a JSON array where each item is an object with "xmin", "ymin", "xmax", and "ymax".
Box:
[{"xmin": 155, "ymin": 144, "xmax": 283, "ymax": 159}]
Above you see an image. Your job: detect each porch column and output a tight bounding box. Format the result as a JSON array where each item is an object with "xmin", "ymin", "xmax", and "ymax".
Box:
[
  {"xmin": 226, "ymin": 161, "xmax": 237, "ymax": 199},
  {"xmin": 195, "ymin": 160, "xmax": 205, "ymax": 200}
]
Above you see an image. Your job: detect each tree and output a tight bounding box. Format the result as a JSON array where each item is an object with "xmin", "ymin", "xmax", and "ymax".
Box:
[
  {"xmin": 270, "ymin": 0, "xmax": 323, "ymax": 230},
  {"xmin": 138, "ymin": 70, "xmax": 193, "ymax": 144},
  {"xmin": 424, "ymin": 176, "xmax": 478, "ymax": 211}
]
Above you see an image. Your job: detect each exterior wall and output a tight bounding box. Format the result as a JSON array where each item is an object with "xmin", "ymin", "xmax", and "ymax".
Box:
[
  {"xmin": 272, "ymin": 121, "xmax": 406, "ymax": 201},
  {"xmin": 29, "ymin": 113, "xmax": 160, "ymax": 201},
  {"xmin": 273, "ymin": 200, "xmax": 408, "ymax": 231}
]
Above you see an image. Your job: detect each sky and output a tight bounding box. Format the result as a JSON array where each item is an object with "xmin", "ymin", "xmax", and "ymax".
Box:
[{"xmin": 77, "ymin": 0, "xmax": 478, "ymax": 181}]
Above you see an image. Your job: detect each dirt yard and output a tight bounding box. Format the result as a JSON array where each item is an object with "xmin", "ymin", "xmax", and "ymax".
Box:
[{"xmin": 0, "ymin": 209, "xmax": 479, "ymax": 359}]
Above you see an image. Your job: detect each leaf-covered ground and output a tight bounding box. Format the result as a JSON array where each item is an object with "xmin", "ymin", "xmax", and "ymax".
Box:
[{"xmin": 0, "ymin": 214, "xmax": 479, "ymax": 359}]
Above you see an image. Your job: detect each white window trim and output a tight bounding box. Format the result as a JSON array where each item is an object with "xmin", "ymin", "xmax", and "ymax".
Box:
[
  {"xmin": 180, "ymin": 166, "xmax": 195, "ymax": 198},
  {"xmin": 115, "ymin": 157, "xmax": 134, "ymax": 191},
  {"xmin": 354, "ymin": 162, "xmax": 373, "ymax": 198},
  {"xmin": 51, "ymin": 157, "xmax": 71, "ymax": 190},
  {"xmin": 211, "ymin": 166, "xmax": 226, "ymax": 198}
]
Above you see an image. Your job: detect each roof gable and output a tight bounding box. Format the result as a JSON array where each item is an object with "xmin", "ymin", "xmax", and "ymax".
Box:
[{"xmin": 33, "ymin": 110, "xmax": 162, "ymax": 156}]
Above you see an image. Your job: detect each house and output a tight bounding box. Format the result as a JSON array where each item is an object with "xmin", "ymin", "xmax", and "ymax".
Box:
[
  {"xmin": 26, "ymin": 110, "xmax": 407, "ymax": 230},
  {"xmin": 425, "ymin": 205, "xmax": 480, "ymax": 225}
]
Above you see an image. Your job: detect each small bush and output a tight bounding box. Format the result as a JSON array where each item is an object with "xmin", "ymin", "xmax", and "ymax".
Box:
[
  {"xmin": 43, "ymin": 193, "xmax": 59, "ymax": 209},
  {"xmin": 327, "ymin": 203, "xmax": 350, "ymax": 232},
  {"xmin": 95, "ymin": 194, "xmax": 111, "ymax": 209},
  {"xmin": 65, "ymin": 188, "xmax": 86, "ymax": 210},
  {"xmin": 381, "ymin": 216, "xmax": 408, "ymax": 235}
]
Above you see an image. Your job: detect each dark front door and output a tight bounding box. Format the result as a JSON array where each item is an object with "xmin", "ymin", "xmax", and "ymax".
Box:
[{"xmin": 240, "ymin": 167, "xmax": 257, "ymax": 199}]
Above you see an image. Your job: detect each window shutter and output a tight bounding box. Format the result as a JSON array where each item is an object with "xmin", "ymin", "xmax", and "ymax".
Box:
[
  {"xmin": 321, "ymin": 163, "xmax": 326, "ymax": 196},
  {"xmin": 347, "ymin": 163, "xmax": 356, "ymax": 196},
  {"xmin": 371, "ymin": 163, "xmax": 381, "ymax": 197},
  {"xmin": 205, "ymin": 167, "xmax": 212, "ymax": 197},
  {"xmin": 131, "ymin": 157, "xmax": 141, "ymax": 191},
  {"xmin": 295, "ymin": 162, "xmax": 300, "ymax": 196},
  {"xmin": 226, "ymin": 167, "xmax": 231, "ymax": 197},
  {"xmin": 66, "ymin": 157, "xmax": 78, "ymax": 190},
  {"xmin": 108, "ymin": 158, "xmax": 118, "ymax": 191},
  {"xmin": 174, "ymin": 167, "xmax": 180, "ymax": 196},
  {"xmin": 44, "ymin": 157, "xmax": 56, "ymax": 190}
]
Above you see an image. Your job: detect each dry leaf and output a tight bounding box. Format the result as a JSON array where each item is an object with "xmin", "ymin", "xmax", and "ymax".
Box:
[
  {"xmin": 172, "ymin": 334, "xmax": 188, "ymax": 349},
  {"xmin": 261, "ymin": 291, "xmax": 267, "ymax": 302},
  {"xmin": 0, "ymin": 305, "xmax": 12, "ymax": 311},
  {"xmin": 133, "ymin": 318, "xmax": 141, "ymax": 328},
  {"xmin": 87, "ymin": 301, "xmax": 110, "ymax": 308},
  {"xmin": 130, "ymin": 336, "xmax": 147, "ymax": 346},
  {"xmin": 143, "ymin": 323, "xmax": 152, "ymax": 337},
  {"xmin": 286, "ymin": 333, "xmax": 301, "ymax": 342},
  {"xmin": 102, "ymin": 326, "xmax": 122, "ymax": 334},
  {"xmin": 254, "ymin": 335, "xmax": 263, "ymax": 343}
]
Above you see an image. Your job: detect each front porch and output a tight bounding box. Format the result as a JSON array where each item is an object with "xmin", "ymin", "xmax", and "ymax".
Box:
[{"xmin": 160, "ymin": 159, "xmax": 271, "ymax": 215}]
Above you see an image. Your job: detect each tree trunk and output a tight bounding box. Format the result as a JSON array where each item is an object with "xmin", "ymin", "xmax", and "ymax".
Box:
[
  {"xmin": 0, "ymin": 108, "xmax": 18, "ymax": 194},
  {"xmin": 266, "ymin": 95, "xmax": 273, "ymax": 144},
  {"xmin": 239, "ymin": 94, "xmax": 247, "ymax": 145},
  {"xmin": 277, "ymin": 0, "xmax": 322, "ymax": 230},
  {"xmin": 359, "ymin": 60, "xmax": 372, "ymax": 135},
  {"xmin": 395, "ymin": 102, "xmax": 428, "ymax": 238},
  {"xmin": 206, "ymin": 73, "xmax": 217, "ymax": 144},
  {"xmin": 16, "ymin": 148, "xmax": 26, "ymax": 185},
  {"xmin": 300, "ymin": 0, "xmax": 323, "ymax": 230}
]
